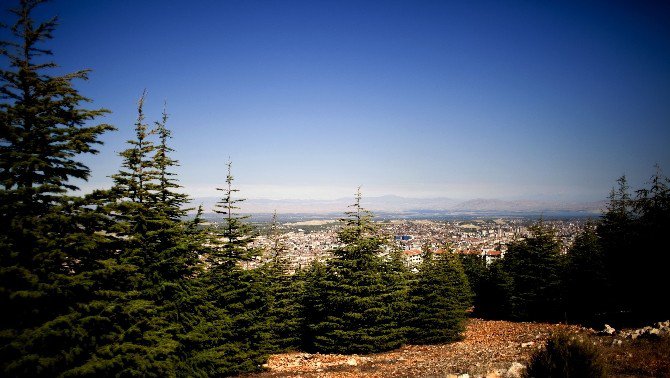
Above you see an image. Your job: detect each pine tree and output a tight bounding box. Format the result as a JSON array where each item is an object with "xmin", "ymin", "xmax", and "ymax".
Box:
[
  {"xmin": 564, "ymin": 223, "xmax": 609, "ymax": 324},
  {"xmin": 175, "ymin": 204, "xmax": 237, "ymax": 377},
  {"xmin": 265, "ymin": 210, "xmax": 291, "ymax": 272},
  {"xmin": 629, "ymin": 167, "xmax": 670, "ymax": 321},
  {"xmin": 308, "ymin": 188, "xmax": 406, "ymax": 354},
  {"xmin": 0, "ymin": 1, "xmax": 115, "ymax": 375},
  {"xmin": 203, "ymin": 161, "xmax": 270, "ymax": 374},
  {"xmin": 476, "ymin": 259, "xmax": 515, "ymax": 319},
  {"xmin": 460, "ymin": 252, "xmax": 487, "ymax": 311},
  {"xmin": 86, "ymin": 93, "xmax": 190, "ymax": 376},
  {"xmin": 144, "ymin": 102, "xmax": 201, "ymax": 325},
  {"xmin": 108, "ymin": 91, "xmax": 159, "ymax": 245},
  {"xmin": 144, "ymin": 102, "xmax": 214, "ymax": 375},
  {"xmin": 211, "ymin": 160, "xmax": 257, "ymax": 265},
  {"xmin": 503, "ymin": 221, "xmax": 565, "ymax": 321},
  {"xmin": 597, "ymin": 168, "xmax": 670, "ymax": 324},
  {"xmin": 299, "ymin": 259, "xmax": 328, "ymax": 351},
  {"xmin": 152, "ymin": 103, "xmax": 191, "ymax": 221},
  {"xmin": 597, "ymin": 175, "xmax": 635, "ymax": 318},
  {"xmin": 381, "ymin": 248, "xmax": 412, "ymax": 343},
  {"xmin": 0, "ymin": 0, "xmax": 113, "ymax": 215},
  {"xmin": 107, "ymin": 93, "xmax": 198, "ymax": 288},
  {"xmin": 264, "ymin": 210, "xmax": 304, "ymax": 351},
  {"xmin": 407, "ymin": 247, "xmax": 472, "ymax": 344},
  {"xmin": 103, "ymin": 94, "xmax": 234, "ymax": 375}
]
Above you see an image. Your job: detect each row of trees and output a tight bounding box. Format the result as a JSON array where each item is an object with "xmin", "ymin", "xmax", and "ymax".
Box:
[
  {"xmin": 461, "ymin": 171, "xmax": 670, "ymax": 326},
  {"xmin": 301, "ymin": 190, "xmax": 472, "ymax": 354},
  {"xmin": 1, "ymin": 2, "xmax": 472, "ymax": 375}
]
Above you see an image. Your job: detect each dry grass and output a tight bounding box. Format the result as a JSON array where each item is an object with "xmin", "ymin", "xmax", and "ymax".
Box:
[{"xmin": 601, "ymin": 334, "xmax": 670, "ymax": 377}]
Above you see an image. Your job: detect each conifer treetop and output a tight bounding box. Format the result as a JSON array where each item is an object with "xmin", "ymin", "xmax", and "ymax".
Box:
[
  {"xmin": 0, "ymin": 0, "xmax": 113, "ymax": 210},
  {"xmin": 268, "ymin": 210, "xmax": 287, "ymax": 258},
  {"xmin": 152, "ymin": 100, "xmax": 190, "ymax": 219},
  {"xmin": 212, "ymin": 160, "xmax": 257, "ymax": 263},
  {"xmin": 338, "ymin": 186, "xmax": 378, "ymax": 244},
  {"xmin": 110, "ymin": 90, "xmax": 159, "ymax": 205}
]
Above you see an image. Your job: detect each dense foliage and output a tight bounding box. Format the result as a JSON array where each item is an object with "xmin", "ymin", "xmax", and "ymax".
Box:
[
  {"xmin": 0, "ymin": 0, "xmax": 116, "ymax": 374},
  {"xmin": 465, "ymin": 171, "xmax": 670, "ymax": 326},
  {"xmin": 407, "ymin": 248, "xmax": 471, "ymax": 344},
  {"xmin": 503, "ymin": 222, "xmax": 564, "ymax": 321}
]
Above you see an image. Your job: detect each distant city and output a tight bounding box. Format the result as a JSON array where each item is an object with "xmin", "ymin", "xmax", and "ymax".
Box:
[{"xmin": 204, "ymin": 216, "xmax": 587, "ymax": 272}]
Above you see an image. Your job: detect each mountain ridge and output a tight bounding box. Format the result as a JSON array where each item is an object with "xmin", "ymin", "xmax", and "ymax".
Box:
[{"xmin": 190, "ymin": 195, "xmax": 606, "ymax": 215}]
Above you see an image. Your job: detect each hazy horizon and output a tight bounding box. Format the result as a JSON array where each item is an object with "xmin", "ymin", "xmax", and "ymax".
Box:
[
  {"xmin": 29, "ymin": 1, "xmax": 670, "ymax": 202},
  {"xmin": 184, "ymin": 193, "xmax": 606, "ymax": 216}
]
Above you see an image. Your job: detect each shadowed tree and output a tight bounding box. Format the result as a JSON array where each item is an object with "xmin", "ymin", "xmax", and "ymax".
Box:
[
  {"xmin": 476, "ymin": 259, "xmax": 515, "ymax": 319},
  {"xmin": 564, "ymin": 222, "xmax": 609, "ymax": 325},
  {"xmin": 503, "ymin": 221, "xmax": 565, "ymax": 321},
  {"xmin": 460, "ymin": 252, "xmax": 487, "ymax": 312},
  {"xmin": 629, "ymin": 167, "xmax": 670, "ymax": 321},
  {"xmin": 0, "ymin": 1, "xmax": 117, "ymax": 375},
  {"xmin": 598, "ymin": 168, "xmax": 670, "ymax": 324},
  {"xmin": 597, "ymin": 175, "xmax": 635, "ymax": 319}
]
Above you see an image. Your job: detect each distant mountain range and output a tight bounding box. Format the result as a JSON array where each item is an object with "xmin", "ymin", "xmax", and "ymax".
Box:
[{"xmin": 191, "ymin": 195, "xmax": 606, "ymax": 216}]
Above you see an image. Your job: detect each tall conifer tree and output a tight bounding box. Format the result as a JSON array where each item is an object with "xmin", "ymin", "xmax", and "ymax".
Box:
[
  {"xmin": 203, "ymin": 161, "xmax": 270, "ymax": 374},
  {"xmin": 597, "ymin": 175, "xmax": 634, "ymax": 317},
  {"xmin": 264, "ymin": 210, "xmax": 304, "ymax": 351},
  {"xmin": 564, "ymin": 223, "xmax": 608, "ymax": 324},
  {"xmin": 104, "ymin": 94, "xmax": 219, "ymax": 375},
  {"xmin": 629, "ymin": 167, "xmax": 670, "ymax": 321},
  {"xmin": 407, "ymin": 247, "xmax": 471, "ymax": 344},
  {"xmin": 299, "ymin": 259, "xmax": 328, "ymax": 351},
  {"xmin": 597, "ymin": 168, "xmax": 670, "ymax": 323},
  {"xmin": 503, "ymin": 222, "xmax": 564, "ymax": 321},
  {"xmin": 476, "ymin": 259, "xmax": 515, "ymax": 319},
  {"xmin": 0, "ymin": 1, "xmax": 116, "ymax": 375},
  {"xmin": 309, "ymin": 188, "xmax": 406, "ymax": 354},
  {"xmin": 87, "ymin": 92, "xmax": 185, "ymax": 375}
]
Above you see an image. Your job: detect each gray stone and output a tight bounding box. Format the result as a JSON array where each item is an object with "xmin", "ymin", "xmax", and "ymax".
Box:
[{"xmin": 506, "ymin": 362, "xmax": 525, "ymax": 378}]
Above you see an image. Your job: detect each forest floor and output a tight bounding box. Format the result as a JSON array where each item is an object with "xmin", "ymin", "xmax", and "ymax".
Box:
[{"xmin": 241, "ymin": 318, "xmax": 670, "ymax": 378}]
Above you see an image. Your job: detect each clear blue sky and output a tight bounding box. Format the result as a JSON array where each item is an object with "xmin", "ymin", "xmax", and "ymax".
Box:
[{"xmin": 11, "ymin": 0, "xmax": 670, "ymax": 200}]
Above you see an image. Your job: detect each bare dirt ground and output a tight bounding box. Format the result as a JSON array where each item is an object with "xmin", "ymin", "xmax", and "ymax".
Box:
[
  {"xmin": 242, "ymin": 319, "xmax": 585, "ymax": 378},
  {"xmin": 241, "ymin": 318, "xmax": 670, "ymax": 378}
]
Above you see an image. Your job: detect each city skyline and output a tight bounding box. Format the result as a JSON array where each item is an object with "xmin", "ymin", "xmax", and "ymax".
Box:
[{"xmin": 19, "ymin": 0, "xmax": 670, "ymax": 201}]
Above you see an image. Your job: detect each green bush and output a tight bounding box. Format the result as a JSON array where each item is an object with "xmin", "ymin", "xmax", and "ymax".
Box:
[{"xmin": 524, "ymin": 332, "xmax": 606, "ymax": 378}]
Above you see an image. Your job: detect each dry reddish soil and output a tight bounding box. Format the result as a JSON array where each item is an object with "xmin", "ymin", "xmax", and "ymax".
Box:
[
  {"xmin": 242, "ymin": 319, "xmax": 588, "ymax": 378},
  {"xmin": 242, "ymin": 318, "xmax": 670, "ymax": 378}
]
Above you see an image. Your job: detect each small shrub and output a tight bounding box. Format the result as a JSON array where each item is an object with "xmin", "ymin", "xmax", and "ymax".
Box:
[{"xmin": 524, "ymin": 332, "xmax": 606, "ymax": 378}]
